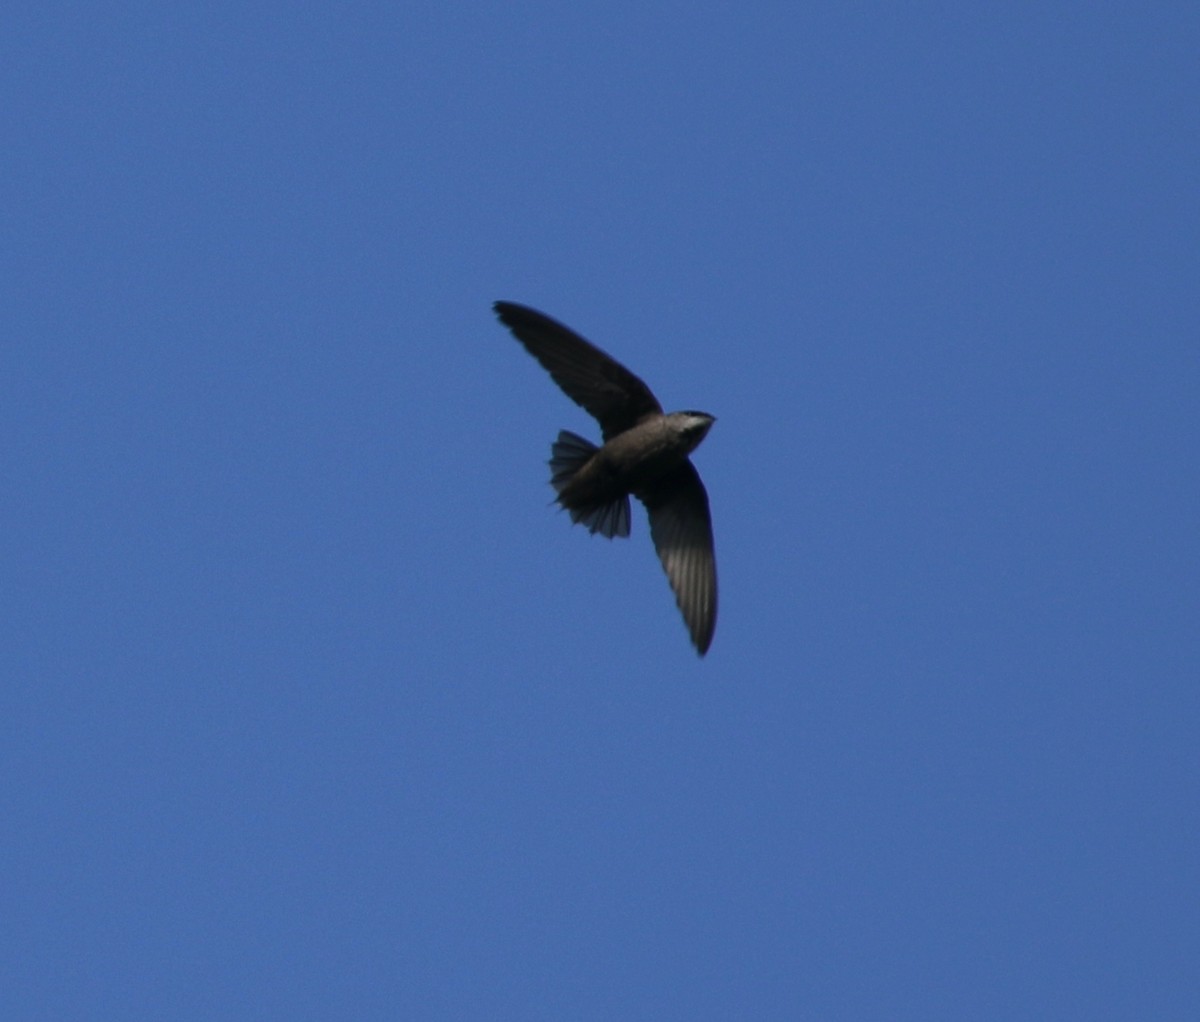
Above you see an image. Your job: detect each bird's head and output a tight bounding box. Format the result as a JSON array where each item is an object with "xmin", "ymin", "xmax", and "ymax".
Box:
[{"xmin": 668, "ymin": 411, "xmax": 716, "ymax": 454}]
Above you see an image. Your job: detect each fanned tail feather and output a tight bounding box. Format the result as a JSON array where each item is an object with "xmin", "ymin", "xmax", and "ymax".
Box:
[
  {"xmin": 549, "ymin": 430, "xmax": 596, "ymax": 493},
  {"xmin": 547, "ymin": 430, "xmax": 631, "ymax": 538}
]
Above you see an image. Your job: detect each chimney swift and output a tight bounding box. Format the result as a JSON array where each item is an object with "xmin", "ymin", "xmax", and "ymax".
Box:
[{"xmin": 493, "ymin": 300, "xmax": 718, "ymax": 656}]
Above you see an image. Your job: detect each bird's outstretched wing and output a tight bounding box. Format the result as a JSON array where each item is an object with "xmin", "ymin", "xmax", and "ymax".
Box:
[
  {"xmin": 637, "ymin": 461, "xmax": 718, "ymax": 656},
  {"xmin": 494, "ymin": 301, "xmax": 662, "ymax": 439}
]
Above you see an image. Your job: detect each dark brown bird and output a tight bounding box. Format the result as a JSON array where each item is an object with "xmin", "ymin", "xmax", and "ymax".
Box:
[{"xmin": 493, "ymin": 300, "xmax": 718, "ymax": 656}]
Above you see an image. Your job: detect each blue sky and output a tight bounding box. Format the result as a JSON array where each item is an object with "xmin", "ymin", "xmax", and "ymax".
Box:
[{"xmin": 4, "ymin": 3, "xmax": 1197, "ymax": 1018}]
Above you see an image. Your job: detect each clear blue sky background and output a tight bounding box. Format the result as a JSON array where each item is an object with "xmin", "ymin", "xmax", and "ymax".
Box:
[{"xmin": 4, "ymin": 4, "xmax": 1197, "ymax": 1019}]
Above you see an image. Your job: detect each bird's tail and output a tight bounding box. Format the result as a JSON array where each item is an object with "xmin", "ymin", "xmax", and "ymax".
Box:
[
  {"xmin": 548, "ymin": 430, "xmax": 631, "ymax": 538},
  {"xmin": 548, "ymin": 430, "xmax": 596, "ymax": 494}
]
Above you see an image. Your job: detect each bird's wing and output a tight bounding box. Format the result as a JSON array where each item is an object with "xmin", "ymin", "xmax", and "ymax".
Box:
[
  {"xmin": 638, "ymin": 461, "xmax": 718, "ymax": 656},
  {"xmin": 494, "ymin": 301, "xmax": 662, "ymax": 439}
]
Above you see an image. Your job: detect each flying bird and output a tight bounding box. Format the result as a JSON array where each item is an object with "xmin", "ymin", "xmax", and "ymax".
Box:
[{"xmin": 493, "ymin": 300, "xmax": 718, "ymax": 656}]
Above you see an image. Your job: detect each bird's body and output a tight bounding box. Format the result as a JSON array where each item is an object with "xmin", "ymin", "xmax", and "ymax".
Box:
[
  {"xmin": 555, "ymin": 414, "xmax": 712, "ymax": 523},
  {"xmin": 493, "ymin": 300, "xmax": 718, "ymax": 656}
]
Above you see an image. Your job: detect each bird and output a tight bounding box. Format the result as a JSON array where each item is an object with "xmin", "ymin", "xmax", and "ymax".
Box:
[{"xmin": 493, "ymin": 300, "xmax": 718, "ymax": 656}]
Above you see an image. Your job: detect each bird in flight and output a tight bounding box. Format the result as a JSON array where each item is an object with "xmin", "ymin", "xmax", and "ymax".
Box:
[{"xmin": 493, "ymin": 301, "xmax": 718, "ymax": 656}]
